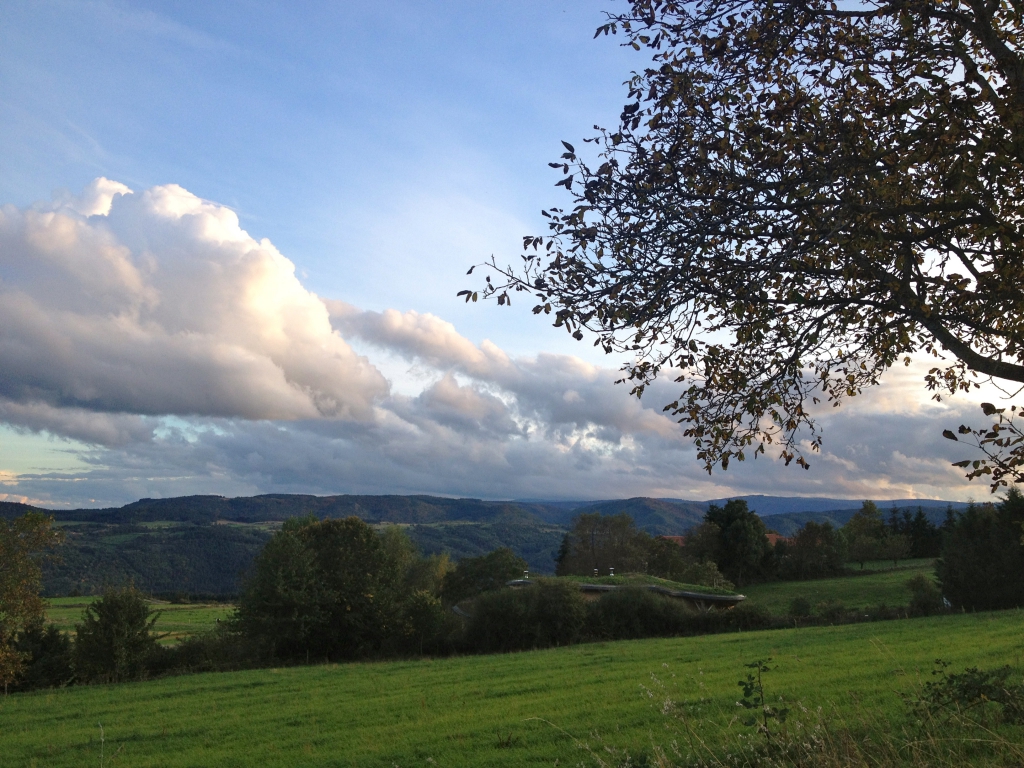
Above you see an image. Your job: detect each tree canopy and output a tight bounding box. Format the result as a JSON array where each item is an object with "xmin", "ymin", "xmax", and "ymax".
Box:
[
  {"xmin": 703, "ymin": 499, "xmax": 773, "ymax": 585},
  {"xmin": 236, "ymin": 516, "xmax": 403, "ymax": 661},
  {"xmin": 471, "ymin": 0, "xmax": 1024, "ymax": 483},
  {"xmin": 937, "ymin": 488, "xmax": 1024, "ymax": 610},
  {"xmin": 0, "ymin": 512, "xmax": 63, "ymax": 691}
]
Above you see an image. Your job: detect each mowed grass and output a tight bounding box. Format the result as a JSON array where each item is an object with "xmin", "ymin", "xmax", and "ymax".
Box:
[
  {"xmin": 741, "ymin": 560, "xmax": 936, "ymax": 614},
  {"xmin": 3, "ymin": 610, "xmax": 1022, "ymax": 767},
  {"xmin": 44, "ymin": 598, "xmax": 234, "ymax": 644}
]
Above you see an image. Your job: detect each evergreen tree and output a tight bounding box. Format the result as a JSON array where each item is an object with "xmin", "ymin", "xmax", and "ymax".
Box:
[
  {"xmin": 74, "ymin": 585, "xmax": 158, "ymax": 683},
  {"xmin": 937, "ymin": 489, "xmax": 1024, "ymax": 611}
]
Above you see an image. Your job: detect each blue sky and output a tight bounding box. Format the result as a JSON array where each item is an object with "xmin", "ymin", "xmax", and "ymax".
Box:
[
  {"xmin": 2, "ymin": 0, "xmax": 631, "ymax": 337},
  {"xmin": 0, "ymin": 1, "xmax": 1000, "ymax": 507}
]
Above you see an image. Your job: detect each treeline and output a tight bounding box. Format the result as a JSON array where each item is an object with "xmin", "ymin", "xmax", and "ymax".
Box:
[
  {"xmin": 554, "ymin": 499, "xmax": 855, "ymax": 587},
  {"xmin": 554, "ymin": 493, "xmax": 1024, "ymax": 612},
  {"xmin": 3, "ymin": 490, "xmax": 1023, "ymax": 693}
]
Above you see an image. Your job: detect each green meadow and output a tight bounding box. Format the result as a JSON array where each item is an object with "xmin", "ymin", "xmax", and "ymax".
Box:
[
  {"xmin": 44, "ymin": 598, "xmax": 234, "ymax": 645},
  {"xmin": 4, "ymin": 610, "xmax": 1022, "ymax": 767},
  {"xmin": 741, "ymin": 560, "xmax": 936, "ymax": 614}
]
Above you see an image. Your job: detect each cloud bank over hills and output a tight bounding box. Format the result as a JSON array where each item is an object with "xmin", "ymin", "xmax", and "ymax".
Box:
[{"xmin": 0, "ymin": 181, "xmax": 987, "ymax": 507}]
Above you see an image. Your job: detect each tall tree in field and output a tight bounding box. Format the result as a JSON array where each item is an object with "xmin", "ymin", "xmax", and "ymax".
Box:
[
  {"xmin": 776, "ymin": 521, "xmax": 846, "ymax": 580},
  {"xmin": 469, "ymin": 0, "xmax": 1024, "ymax": 486},
  {"xmin": 843, "ymin": 501, "xmax": 886, "ymax": 568},
  {"xmin": 74, "ymin": 585, "xmax": 159, "ymax": 683},
  {"xmin": 0, "ymin": 513, "xmax": 63, "ymax": 692},
  {"xmin": 237, "ymin": 516, "xmax": 403, "ymax": 662},
  {"xmin": 703, "ymin": 499, "xmax": 772, "ymax": 586},
  {"xmin": 555, "ymin": 513, "xmax": 650, "ymax": 576}
]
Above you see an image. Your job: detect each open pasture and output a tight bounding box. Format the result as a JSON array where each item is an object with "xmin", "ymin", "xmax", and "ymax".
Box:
[
  {"xmin": 4, "ymin": 610, "xmax": 1022, "ymax": 767},
  {"xmin": 741, "ymin": 560, "xmax": 936, "ymax": 615},
  {"xmin": 44, "ymin": 598, "xmax": 234, "ymax": 644}
]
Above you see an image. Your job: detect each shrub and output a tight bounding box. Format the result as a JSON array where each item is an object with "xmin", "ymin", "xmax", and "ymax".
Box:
[
  {"xmin": 463, "ymin": 580, "xmax": 587, "ymax": 653},
  {"xmin": 586, "ymin": 588, "xmax": 692, "ymax": 640},
  {"xmin": 74, "ymin": 585, "xmax": 159, "ymax": 683},
  {"xmin": 530, "ymin": 579, "xmax": 588, "ymax": 647},
  {"xmin": 674, "ymin": 559, "xmax": 734, "ymax": 591},
  {"xmin": 908, "ymin": 660, "xmax": 1024, "ymax": 726},
  {"xmin": 713, "ymin": 603, "xmax": 774, "ymax": 632},
  {"xmin": 815, "ymin": 599, "xmax": 846, "ymax": 623},
  {"xmin": 906, "ymin": 574, "xmax": 946, "ymax": 617},
  {"xmin": 788, "ymin": 597, "xmax": 812, "ymax": 618},
  {"xmin": 776, "ymin": 522, "xmax": 846, "ymax": 580},
  {"xmin": 462, "ymin": 588, "xmax": 535, "ymax": 653},
  {"xmin": 390, "ymin": 590, "xmax": 460, "ymax": 656},
  {"xmin": 442, "ymin": 548, "xmax": 526, "ymax": 605},
  {"xmin": 153, "ymin": 626, "xmax": 262, "ymax": 676},
  {"xmin": 11, "ymin": 622, "xmax": 74, "ymax": 691}
]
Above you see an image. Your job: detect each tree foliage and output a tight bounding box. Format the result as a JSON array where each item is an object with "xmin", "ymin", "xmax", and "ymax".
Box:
[
  {"xmin": 442, "ymin": 547, "xmax": 527, "ymax": 605},
  {"xmin": 236, "ymin": 516, "xmax": 402, "ymax": 661},
  {"xmin": 0, "ymin": 512, "xmax": 63, "ymax": 691},
  {"xmin": 937, "ymin": 488, "xmax": 1024, "ymax": 610},
  {"xmin": 775, "ymin": 521, "xmax": 846, "ymax": 580},
  {"xmin": 646, "ymin": 535, "xmax": 733, "ymax": 588},
  {"xmin": 843, "ymin": 500, "xmax": 886, "ymax": 567},
  {"xmin": 555, "ymin": 512, "xmax": 731, "ymax": 587},
  {"xmin": 472, "ymin": 0, "xmax": 1024, "ymax": 482},
  {"xmin": 555, "ymin": 513, "xmax": 650, "ymax": 575},
  {"xmin": 74, "ymin": 585, "xmax": 159, "ymax": 683},
  {"xmin": 703, "ymin": 499, "xmax": 773, "ymax": 585}
]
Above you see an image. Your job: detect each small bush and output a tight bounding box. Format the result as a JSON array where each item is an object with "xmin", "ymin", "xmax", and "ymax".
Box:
[
  {"xmin": 390, "ymin": 590, "xmax": 460, "ymax": 656},
  {"xmin": 586, "ymin": 588, "xmax": 692, "ymax": 640},
  {"xmin": 714, "ymin": 603, "xmax": 774, "ymax": 632},
  {"xmin": 906, "ymin": 574, "xmax": 946, "ymax": 616},
  {"xmin": 788, "ymin": 597, "xmax": 812, "ymax": 618},
  {"xmin": 908, "ymin": 660, "xmax": 1024, "ymax": 726},
  {"xmin": 151, "ymin": 626, "xmax": 264, "ymax": 676},
  {"xmin": 463, "ymin": 580, "xmax": 587, "ymax": 653},
  {"xmin": 11, "ymin": 622, "xmax": 74, "ymax": 691},
  {"xmin": 442, "ymin": 548, "xmax": 527, "ymax": 605},
  {"xmin": 815, "ymin": 599, "xmax": 846, "ymax": 623},
  {"xmin": 531, "ymin": 579, "xmax": 588, "ymax": 647},
  {"xmin": 462, "ymin": 588, "xmax": 533, "ymax": 653}
]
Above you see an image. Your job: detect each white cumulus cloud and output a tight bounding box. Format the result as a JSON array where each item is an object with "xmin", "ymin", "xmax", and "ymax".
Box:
[
  {"xmin": 0, "ymin": 179, "xmax": 388, "ymax": 435},
  {"xmin": 0, "ymin": 180, "xmax": 987, "ymax": 507}
]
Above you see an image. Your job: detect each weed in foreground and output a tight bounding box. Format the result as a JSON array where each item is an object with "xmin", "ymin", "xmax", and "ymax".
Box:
[
  {"xmin": 547, "ymin": 659, "xmax": 1024, "ymax": 768},
  {"xmin": 495, "ymin": 730, "xmax": 520, "ymax": 749}
]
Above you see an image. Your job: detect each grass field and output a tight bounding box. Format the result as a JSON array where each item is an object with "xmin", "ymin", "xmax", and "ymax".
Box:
[
  {"xmin": 4, "ymin": 610, "xmax": 1022, "ymax": 767},
  {"xmin": 554, "ymin": 573, "xmax": 737, "ymax": 594},
  {"xmin": 741, "ymin": 560, "xmax": 936, "ymax": 615},
  {"xmin": 44, "ymin": 598, "xmax": 234, "ymax": 644}
]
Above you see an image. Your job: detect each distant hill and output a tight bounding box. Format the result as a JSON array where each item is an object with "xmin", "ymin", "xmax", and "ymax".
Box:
[
  {"xmin": 660, "ymin": 495, "xmax": 972, "ymax": 518},
  {"xmin": 564, "ymin": 497, "xmax": 707, "ymax": 535},
  {"xmin": 761, "ymin": 504, "xmax": 972, "ymax": 537},
  {"xmin": 0, "ymin": 500, "xmax": 47, "ymax": 519},
  {"xmin": 1, "ymin": 492, "xmax": 974, "ymax": 596},
  {"xmin": 10, "ymin": 494, "xmax": 562, "ymax": 526}
]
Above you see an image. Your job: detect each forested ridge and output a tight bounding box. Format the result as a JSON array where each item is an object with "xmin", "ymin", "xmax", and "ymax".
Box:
[{"xmin": 0, "ymin": 494, "xmax": 969, "ymax": 596}]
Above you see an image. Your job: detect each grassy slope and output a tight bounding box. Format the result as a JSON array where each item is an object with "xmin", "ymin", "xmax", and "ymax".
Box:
[
  {"xmin": 554, "ymin": 573, "xmax": 736, "ymax": 595},
  {"xmin": 44, "ymin": 598, "xmax": 234, "ymax": 645},
  {"xmin": 4, "ymin": 611, "xmax": 1022, "ymax": 767},
  {"xmin": 742, "ymin": 561, "xmax": 936, "ymax": 614}
]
